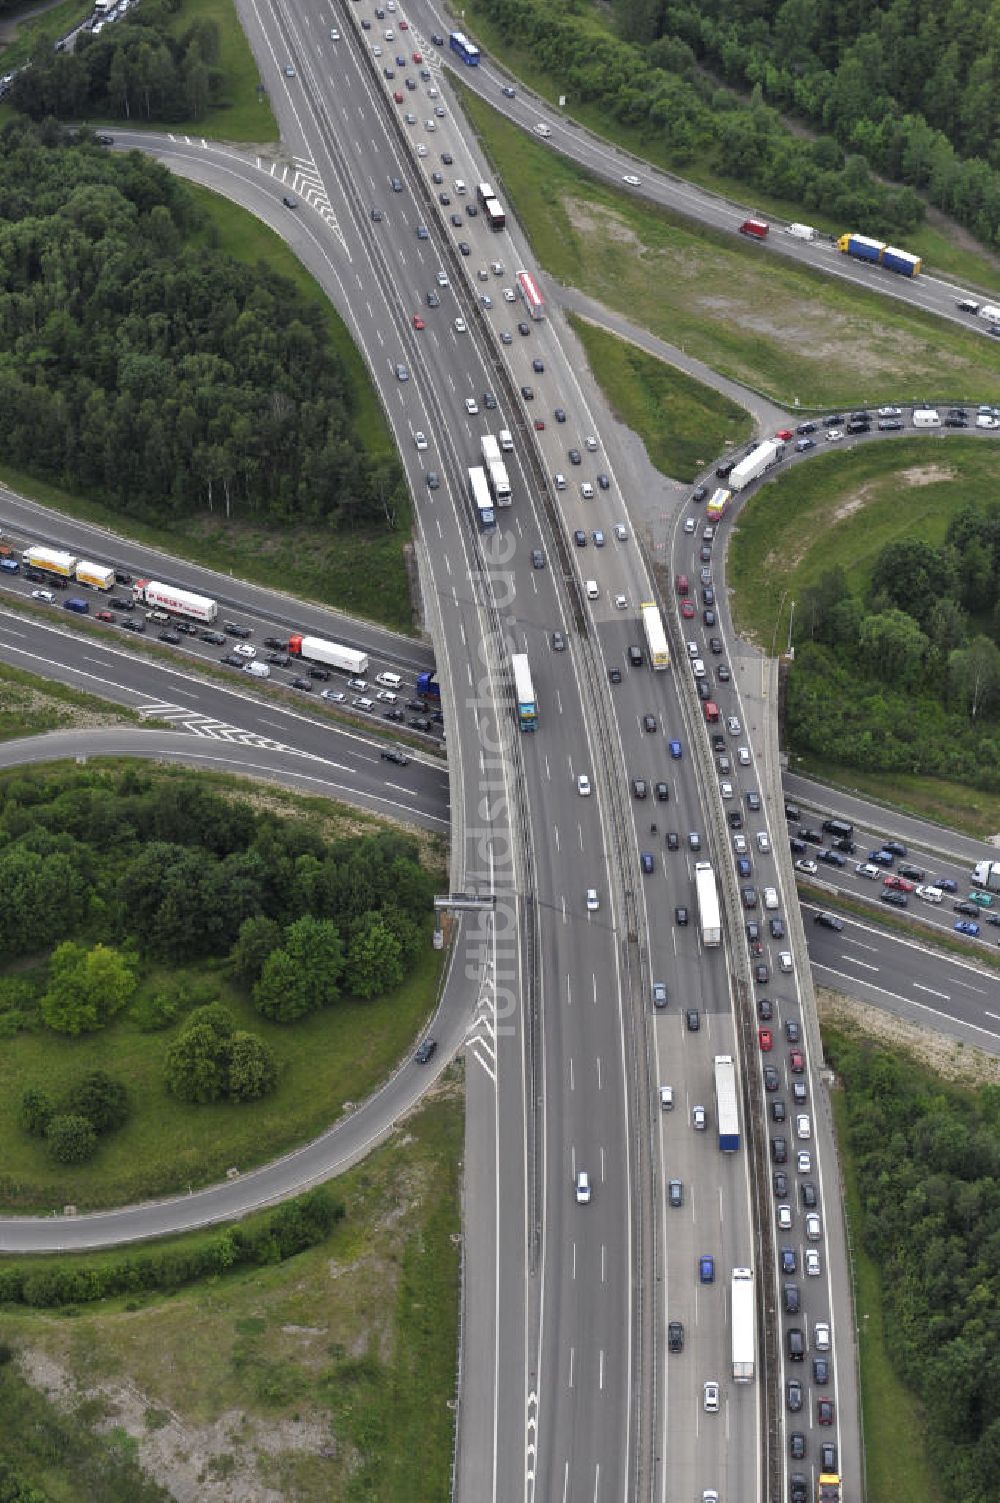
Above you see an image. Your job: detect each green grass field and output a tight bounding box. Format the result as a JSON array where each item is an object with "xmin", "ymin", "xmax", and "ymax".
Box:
[
  {"xmin": 0, "ymin": 661, "xmax": 141, "ymax": 742},
  {"xmin": 0, "ymin": 1089, "xmax": 462, "ymax": 1502},
  {"xmin": 727, "ymin": 438, "xmax": 997, "ymax": 647},
  {"xmin": 791, "ymin": 758, "xmax": 1000, "ymax": 843},
  {"xmin": 460, "ymin": 89, "xmax": 1000, "ymax": 411},
  {"xmin": 458, "ymin": 0, "xmax": 1000, "ymax": 298},
  {"xmin": 569, "ymin": 315, "xmax": 752, "ymax": 482},
  {"xmin": 1, "ymin": 936, "xmax": 444, "ymax": 1213},
  {"xmin": 828, "ymin": 1053, "xmax": 943, "ymax": 1503}
]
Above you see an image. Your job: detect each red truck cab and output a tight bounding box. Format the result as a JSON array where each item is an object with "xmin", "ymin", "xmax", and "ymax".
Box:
[
  {"xmin": 739, "ymin": 218, "xmax": 769, "ymax": 239},
  {"xmin": 704, "ymin": 701, "xmax": 720, "ymax": 723}
]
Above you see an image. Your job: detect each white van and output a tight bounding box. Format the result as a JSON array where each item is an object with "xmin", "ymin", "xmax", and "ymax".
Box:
[
  {"xmin": 376, "ymin": 671, "xmax": 402, "ymax": 689},
  {"xmin": 912, "ymin": 407, "xmax": 941, "ymax": 427},
  {"xmin": 659, "ymin": 1085, "xmax": 674, "ymax": 1111},
  {"xmin": 244, "ymin": 661, "xmax": 270, "ymax": 679},
  {"xmin": 498, "ymin": 429, "xmax": 513, "ymax": 452},
  {"xmin": 585, "ymin": 579, "xmax": 599, "ymax": 600},
  {"xmin": 916, "ymin": 884, "xmax": 944, "ymax": 904},
  {"xmin": 763, "ymin": 886, "xmax": 779, "ymax": 910},
  {"xmin": 454, "ymin": 179, "xmax": 466, "ymax": 195}
]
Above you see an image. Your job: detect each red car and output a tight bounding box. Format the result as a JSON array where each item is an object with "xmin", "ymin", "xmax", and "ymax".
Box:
[
  {"xmin": 681, "ymin": 600, "xmax": 695, "ymax": 618},
  {"xmin": 776, "ymin": 428, "xmax": 793, "ymax": 441},
  {"xmin": 399, "ymin": 17, "xmax": 408, "ymax": 26},
  {"xmin": 412, "ymin": 50, "xmax": 422, "ymax": 62},
  {"xmin": 884, "ymin": 873, "xmax": 914, "ymax": 891},
  {"xmin": 534, "ymin": 419, "xmax": 545, "ymax": 431},
  {"xmin": 393, "ymin": 90, "xmax": 404, "ymax": 103},
  {"xmin": 758, "ymin": 1028, "xmax": 773, "ymax": 1052},
  {"xmin": 789, "ymin": 1048, "xmax": 804, "ymax": 1074},
  {"xmin": 817, "ymin": 1397, "xmax": 835, "ymax": 1426},
  {"xmin": 412, "ymin": 313, "xmax": 425, "ymax": 330},
  {"xmin": 95, "ymin": 610, "xmax": 115, "ymax": 622}
]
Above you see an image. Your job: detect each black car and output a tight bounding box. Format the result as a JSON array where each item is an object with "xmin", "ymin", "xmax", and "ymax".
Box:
[
  {"xmin": 263, "ymin": 636, "xmax": 286, "ymax": 650},
  {"xmin": 884, "ymin": 838, "xmax": 908, "ymax": 856},
  {"xmin": 692, "ymin": 483, "xmax": 709, "ymax": 502},
  {"xmin": 96, "ymin": 133, "xmax": 114, "ymax": 146},
  {"xmin": 458, "ymin": 241, "xmax": 471, "ymax": 256},
  {"xmin": 675, "ymin": 905, "xmax": 689, "ymax": 926},
  {"xmin": 786, "ymin": 1379, "xmax": 803, "ymax": 1414},
  {"xmin": 878, "ymin": 418, "xmax": 903, "ymax": 430},
  {"xmin": 764, "ymin": 1067, "xmax": 779, "ymax": 1093},
  {"xmin": 441, "ymin": 151, "xmax": 453, "ymax": 164},
  {"xmin": 728, "ymin": 810, "xmax": 744, "ymax": 830},
  {"xmin": 953, "ymin": 900, "xmax": 980, "ymax": 916},
  {"xmin": 223, "ymin": 621, "xmax": 252, "ymax": 638},
  {"xmin": 654, "ymin": 781, "xmax": 669, "ymax": 802},
  {"xmin": 897, "ymin": 863, "xmax": 926, "ymax": 882},
  {"xmin": 813, "ymin": 1357, "xmax": 830, "ymax": 1384},
  {"xmin": 795, "ymin": 422, "xmax": 816, "ymax": 435},
  {"xmin": 667, "ymin": 1320, "xmax": 684, "ymax": 1353},
  {"xmin": 309, "ymin": 666, "xmax": 331, "ymax": 680},
  {"xmin": 789, "ymin": 1433, "xmax": 806, "ymax": 1461},
  {"xmin": 521, "ymin": 384, "xmax": 534, "ymax": 399},
  {"xmin": 415, "ymin": 1038, "xmax": 437, "ymax": 1063},
  {"xmin": 784, "ymin": 1019, "xmax": 800, "ymax": 1043},
  {"xmin": 685, "ymin": 1009, "xmax": 700, "ymax": 1031},
  {"xmin": 790, "ymin": 1474, "xmax": 808, "ymax": 1503},
  {"xmin": 200, "ymin": 629, "xmax": 226, "ymax": 645},
  {"xmin": 789, "ymin": 838, "xmax": 807, "ymax": 855},
  {"xmin": 268, "ymin": 652, "xmax": 290, "ymax": 667},
  {"xmin": 783, "ymin": 1281, "xmax": 800, "ymax": 1313},
  {"xmin": 758, "ymin": 999, "xmax": 774, "ymax": 1022},
  {"xmin": 176, "ymin": 620, "xmax": 199, "ymax": 635},
  {"xmin": 406, "ymin": 699, "xmax": 428, "ymax": 713},
  {"xmin": 158, "ymin": 629, "xmax": 181, "ymax": 645},
  {"xmin": 381, "ymin": 747, "xmax": 410, "ymax": 766},
  {"xmin": 291, "ymin": 676, "xmax": 313, "ymax": 690},
  {"xmin": 450, "ymin": 213, "xmax": 463, "ymax": 227},
  {"xmin": 746, "ymin": 791, "xmax": 762, "ymax": 812},
  {"xmin": 709, "ymin": 637, "xmax": 723, "ymax": 654},
  {"xmin": 770, "ymin": 918, "xmax": 785, "ymax": 939},
  {"xmin": 814, "ymin": 911, "xmax": 844, "ymax": 931},
  {"xmin": 822, "ymin": 413, "xmax": 844, "ymax": 427},
  {"xmin": 771, "ymin": 1136, "xmax": 787, "ymax": 1163},
  {"xmin": 773, "ymin": 1169, "xmax": 788, "ymax": 1196},
  {"xmin": 518, "ymin": 321, "xmax": 530, "ymax": 336},
  {"xmin": 717, "ymin": 664, "xmax": 731, "ymax": 682},
  {"xmin": 881, "ymin": 890, "xmax": 908, "ymax": 907},
  {"xmin": 608, "ymin": 665, "xmax": 622, "ymax": 683},
  {"xmin": 798, "ymin": 827, "xmax": 822, "ymax": 844},
  {"xmin": 410, "ymin": 716, "xmax": 431, "ymax": 731},
  {"xmin": 818, "ymin": 849, "xmax": 845, "ymax": 867},
  {"xmin": 551, "ymin": 631, "xmax": 566, "ymax": 652},
  {"xmin": 643, "ymin": 713, "xmax": 657, "ymax": 733},
  {"xmin": 628, "ymin": 645, "xmax": 643, "ymax": 667},
  {"xmin": 121, "ymin": 618, "xmax": 145, "ymax": 633},
  {"xmin": 427, "ymin": 290, "xmax": 441, "ymax": 307},
  {"xmin": 384, "ymin": 708, "xmax": 405, "ymax": 722},
  {"xmin": 801, "ymin": 1181, "xmax": 818, "ymax": 1208},
  {"xmin": 220, "ymin": 652, "xmax": 244, "ymax": 666}
]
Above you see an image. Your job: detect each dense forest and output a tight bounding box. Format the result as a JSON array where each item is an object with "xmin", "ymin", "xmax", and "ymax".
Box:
[
  {"xmin": 0, "ymin": 121, "xmax": 404, "ymax": 529},
  {"xmin": 615, "ymin": 0, "xmax": 1000, "ymax": 248},
  {"xmin": 480, "ymin": 0, "xmax": 923, "ymax": 236},
  {"xmin": 787, "ymin": 503, "xmax": 1000, "ymax": 788},
  {"xmin": 831, "ymin": 1035, "xmax": 1000, "ymax": 1503},
  {"xmin": 7, "ymin": 0, "xmax": 223, "ymax": 124}
]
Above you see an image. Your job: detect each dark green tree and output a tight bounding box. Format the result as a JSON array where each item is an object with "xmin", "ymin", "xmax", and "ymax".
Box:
[
  {"xmin": 66, "ymin": 1071, "xmax": 130, "ymax": 1135},
  {"xmin": 46, "ymin": 1113, "xmax": 98, "ymax": 1165}
]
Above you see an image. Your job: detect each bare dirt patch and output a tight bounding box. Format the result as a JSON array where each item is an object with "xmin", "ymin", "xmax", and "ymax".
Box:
[
  {"xmin": 817, "ymin": 984, "xmax": 1000, "ymax": 1085},
  {"xmin": 563, "ymin": 197, "xmax": 644, "ymax": 250},
  {"xmin": 17, "ymin": 1347, "xmax": 332, "ymax": 1503},
  {"xmin": 897, "ymin": 463, "xmax": 956, "ymax": 487}
]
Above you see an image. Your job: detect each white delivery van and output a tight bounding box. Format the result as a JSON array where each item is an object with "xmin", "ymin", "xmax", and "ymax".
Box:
[
  {"xmin": 454, "ymin": 179, "xmax": 466, "ymax": 195},
  {"xmin": 498, "ymin": 429, "xmax": 513, "ymax": 452},
  {"xmin": 912, "ymin": 407, "xmax": 941, "ymax": 426},
  {"xmin": 916, "ymin": 884, "xmax": 944, "ymax": 904},
  {"xmin": 244, "ymin": 661, "xmax": 270, "ymax": 678},
  {"xmin": 376, "ymin": 671, "xmax": 402, "ymax": 689},
  {"xmin": 585, "ymin": 579, "xmax": 599, "ymax": 600}
]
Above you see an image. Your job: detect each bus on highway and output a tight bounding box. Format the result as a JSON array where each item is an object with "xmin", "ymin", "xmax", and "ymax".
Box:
[
  {"xmin": 469, "ymin": 466, "xmax": 496, "ymax": 532},
  {"xmin": 511, "ymin": 653, "xmax": 538, "ymax": 730},
  {"xmin": 706, "ymin": 488, "xmax": 731, "ymax": 522},
  {"xmin": 449, "ymin": 31, "xmax": 481, "ymax": 65},
  {"xmin": 640, "ymin": 602, "xmax": 669, "ymax": 670},
  {"xmin": 516, "ymin": 268, "xmax": 544, "ymax": 321}
]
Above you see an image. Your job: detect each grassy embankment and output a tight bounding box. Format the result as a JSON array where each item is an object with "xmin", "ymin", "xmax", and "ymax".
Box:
[
  {"xmin": 0, "ymin": 1090, "xmax": 462, "ymax": 1503},
  {"xmin": 727, "ymin": 438, "xmax": 1000, "ymax": 836},
  {"xmin": 459, "ymin": 0, "xmax": 1000, "ymax": 297}
]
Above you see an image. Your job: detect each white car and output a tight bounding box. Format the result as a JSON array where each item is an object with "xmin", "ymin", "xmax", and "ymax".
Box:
[
  {"xmin": 614, "ymin": 594, "xmax": 628, "ymax": 610},
  {"xmin": 779, "ymin": 951, "xmax": 793, "ymax": 973},
  {"xmin": 614, "ymin": 524, "xmax": 628, "ymax": 541},
  {"xmin": 554, "ymin": 472, "xmax": 567, "ymax": 490},
  {"xmin": 692, "ymin": 1104, "xmax": 707, "ymax": 1130},
  {"xmin": 623, "ymin": 174, "xmax": 641, "ymax": 186},
  {"xmin": 805, "ymin": 1211, "xmax": 822, "ymax": 1241},
  {"xmin": 756, "ymin": 832, "xmax": 771, "ymax": 853},
  {"xmin": 687, "ymin": 641, "xmax": 699, "ymax": 658},
  {"xmin": 684, "ymin": 517, "xmax": 696, "ymax": 534},
  {"xmin": 796, "ymin": 1150, "xmax": 811, "ymax": 1174},
  {"xmin": 855, "ymin": 861, "xmax": 880, "ymax": 879},
  {"xmin": 31, "ymin": 588, "xmax": 55, "ymax": 602},
  {"xmin": 503, "ymin": 287, "xmax": 516, "ymax": 302},
  {"xmin": 584, "ymin": 435, "xmax": 598, "ymax": 451},
  {"xmin": 384, "ymin": 27, "xmax": 394, "ymax": 38},
  {"xmin": 703, "ymin": 1380, "xmax": 720, "ymax": 1413},
  {"xmin": 720, "ymin": 781, "xmax": 734, "ymax": 800},
  {"xmin": 692, "ymin": 659, "xmax": 706, "ymax": 678},
  {"xmin": 763, "ymin": 887, "xmax": 778, "ymax": 909},
  {"xmin": 436, "ymin": 270, "xmax": 449, "ymax": 286},
  {"xmin": 814, "ymin": 1321, "xmax": 831, "ymax": 1351},
  {"xmin": 416, "ymin": 144, "xmax": 428, "ymax": 157},
  {"xmin": 464, "ymin": 396, "xmax": 479, "ymax": 414},
  {"xmin": 586, "ymin": 888, "xmax": 599, "ymax": 912},
  {"xmin": 795, "ymin": 858, "xmax": 818, "ymax": 875},
  {"xmin": 232, "ymin": 642, "xmax": 256, "ymax": 658},
  {"xmin": 580, "ymin": 482, "xmax": 594, "ymax": 499},
  {"xmin": 424, "ymin": 119, "xmax": 436, "ymax": 131},
  {"xmin": 805, "ymin": 1248, "xmax": 822, "ymax": 1277},
  {"xmin": 534, "ymin": 122, "xmax": 552, "ymax": 137},
  {"xmin": 414, "ymin": 430, "xmax": 428, "ymax": 450},
  {"xmin": 877, "ymin": 406, "xmax": 902, "ymax": 417},
  {"xmin": 480, "ymin": 294, "xmax": 493, "ymax": 308},
  {"xmin": 455, "ymin": 316, "xmax": 468, "ymax": 333},
  {"xmin": 726, "ymin": 715, "xmax": 741, "ymax": 735},
  {"xmin": 372, "ymin": 44, "xmax": 382, "ymax": 55},
  {"xmin": 796, "ymin": 1114, "xmax": 812, "ymax": 1140},
  {"xmin": 376, "ymin": 689, "xmax": 397, "ymax": 703},
  {"xmin": 976, "ymin": 414, "xmax": 1000, "ymax": 429},
  {"xmin": 575, "ymin": 1170, "xmax": 592, "ymax": 1204},
  {"xmin": 329, "ymin": 27, "xmax": 340, "ymax": 39},
  {"xmin": 777, "ymin": 1203, "xmax": 793, "ymax": 1230},
  {"xmin": 826, "ymin": 429, "xmax": 843, "ymax": 442},
  {"xmin": 733, "ymin": 834, "xmax": 748, "ymax": 854},
  {"xmin": 577, "ymin": 773, "xmax": 592, "ymax": 796},
  {"xmin": 737, "ymin": 746, "xmax": 751, "ymax": 766}
]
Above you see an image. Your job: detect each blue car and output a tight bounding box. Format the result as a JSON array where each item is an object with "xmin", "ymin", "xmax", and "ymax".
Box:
[
  {"xmin": 641, "ymin": 851, "xmax": 655, "ymax": 875},
  {"xmin": 933, "ymin": 877, "xmax": 958, "ymax": 893},
  {"xmin": 955, "ymin": 920, "xmax": 980, "ymax": 937},
  {"xmin": 669, "ymin": 739, "xmax": 682, "ymax": 759},
  {"xmin": 699, "ymin": 1255, "xmax": 715, "ymax": 1284},
  {"xmin": 868, "ymin": 849, "xmax": 894, "ymax": 866},
  {"xmin": 737, "ymin": 857, "xmax": 752, "ymax": 879}
]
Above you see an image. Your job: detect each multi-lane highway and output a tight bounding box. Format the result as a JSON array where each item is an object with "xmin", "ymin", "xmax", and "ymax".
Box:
[{"xmin": 4, "ymin": 4, "xmax": 998, "ymax": 1502}]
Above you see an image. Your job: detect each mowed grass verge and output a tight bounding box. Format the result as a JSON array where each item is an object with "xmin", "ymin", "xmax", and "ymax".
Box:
[
  {"xmin": 0, "ymin": 180, "xmax": 413, "ymax": 633},
  {"xmin": 791, "ymin": 758, "xmax": 1000, "ymax": 844},
  {"xmin": 0, "ymin": 1090, "xmax": 462, "ymax": 1503},
  {"xmin": 568, "ymin": 315, "xmax": 752, "ymax": 482},
  {"xmin": 1, "ymin": 937, "xmax": 444, "ymax": 1213},
  {"xmin": 460, "ymin": 89, "xmax": 1000, "ymax": 411},
  {"xmin": 0, "ymin": 661, "xmax": 141, "ymax": 742},
  {"xmin": 827, "ymin": 1044, "xmax": 943, "ymax": 1503},
  {"xmin": 727, "ymin": 438, "xmax": 998, "ymax": 647},
  {"xmin": 457, "ymin": 0, "xmax": 1000, "ymax": 297}
]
